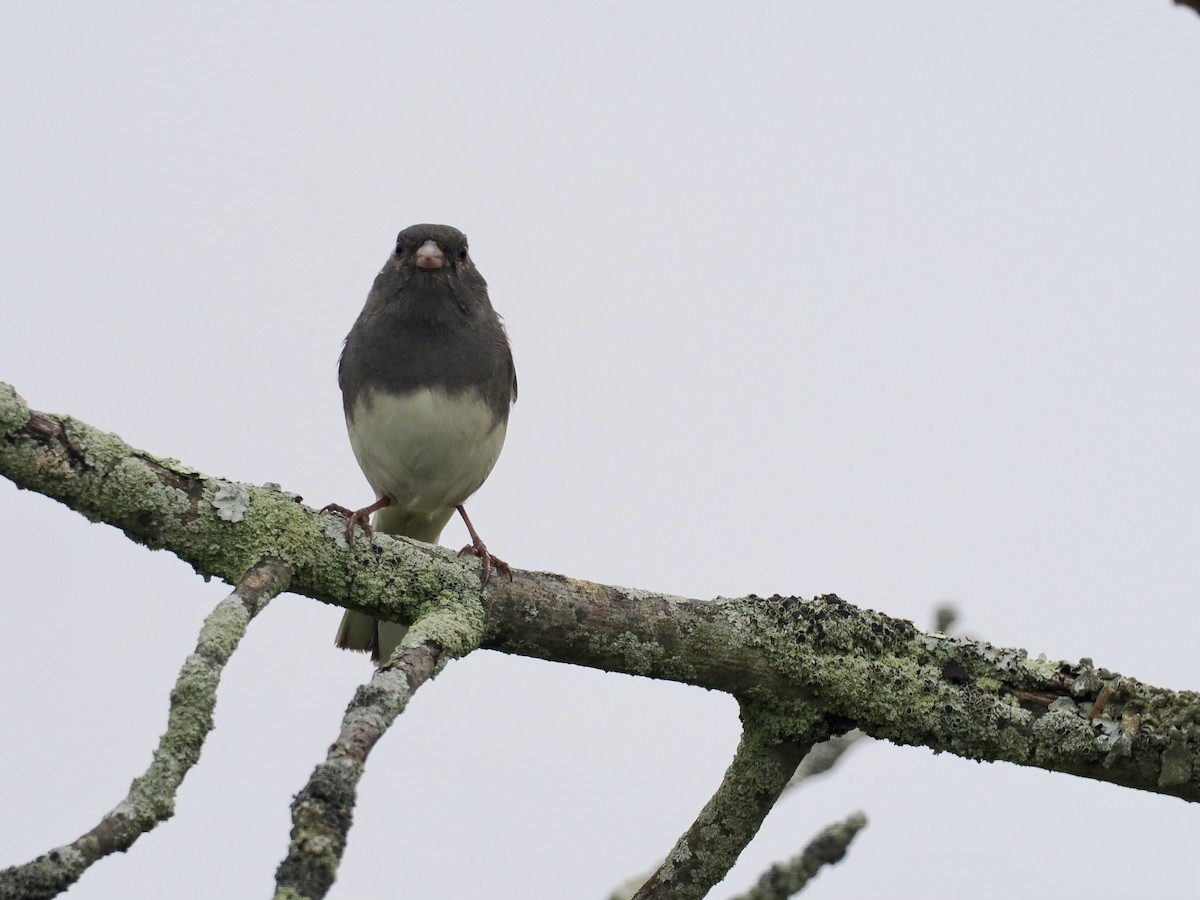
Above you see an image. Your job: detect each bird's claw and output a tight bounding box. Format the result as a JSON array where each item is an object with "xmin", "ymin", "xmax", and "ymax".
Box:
[
  {"xmin": 321, "ymin": 502, "xmax": 376, "ymax": 542},
  {"xmin": 458, "ymin": 541, "xmax": 511, "ymax": 586}
]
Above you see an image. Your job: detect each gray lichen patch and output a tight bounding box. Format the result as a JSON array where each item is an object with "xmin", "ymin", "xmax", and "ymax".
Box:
[
  {"xmin": 322, "ymin": 515, "xmax": 352, "ymax": 548},
  {"xmin": 1158, "ymin": 727, "xmax": 1195, "ymax": 789},
  {"xmin": 212, "ymin": 481, "xmax": 252, "ymax": 522}
]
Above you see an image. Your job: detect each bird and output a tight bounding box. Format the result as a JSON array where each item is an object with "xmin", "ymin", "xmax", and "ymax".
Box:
[{"xmin": 324, "ymin": 223, "xmax": 517, "ymax": 664}]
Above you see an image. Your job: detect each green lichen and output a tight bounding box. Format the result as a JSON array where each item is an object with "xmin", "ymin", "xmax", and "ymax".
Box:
[
  {"xmin": 404, "ymin": 595, "xmax": 486, "ymax": 658},
  {"xmin": 604, "ymin": 630, "xmax": 669, "ymax": 676},
  {"xmin": 0, "ymin": 383, "xmax": 30, "ymax": 436},
  {"xmin": 741, "ymin": 697, "xmax": 822, "ymax": 743},
  {"xmin": 1023, "ymin": 653, "xmax": 1059, "ymax": 680}
]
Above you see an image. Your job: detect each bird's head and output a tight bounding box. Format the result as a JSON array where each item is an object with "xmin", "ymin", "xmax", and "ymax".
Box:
[{"xmin": 373, "ymin": 223, "xmax": 491, "ymax": 320}]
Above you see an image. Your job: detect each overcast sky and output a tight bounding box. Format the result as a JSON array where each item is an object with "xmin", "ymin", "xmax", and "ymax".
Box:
[{"xmin": 2, "ymin": 3, "xmax": 1198, "ymax": 898}]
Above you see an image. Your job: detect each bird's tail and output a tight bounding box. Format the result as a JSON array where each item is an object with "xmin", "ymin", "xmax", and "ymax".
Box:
[
  {"xmin": 334, "ymin": 611, "xmax": 410, "ymax": 665},
  {"xmin": 334, "ymin": 504, "xmax": 453, "ymax": 664}
]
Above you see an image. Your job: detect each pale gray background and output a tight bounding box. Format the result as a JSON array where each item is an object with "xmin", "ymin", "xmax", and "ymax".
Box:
[{"xmin": 2, "ymin": 3, "xmax": 1197, "ymax": 898}]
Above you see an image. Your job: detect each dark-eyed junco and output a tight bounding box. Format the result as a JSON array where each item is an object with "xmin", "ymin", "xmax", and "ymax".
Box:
[{"xmin": 325, "ymin": 224, "xmax": 517, "ymax": 663}]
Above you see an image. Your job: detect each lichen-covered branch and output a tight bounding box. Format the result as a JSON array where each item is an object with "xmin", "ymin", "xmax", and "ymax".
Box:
[
  {"xmin": 731, "ymin": 812, "xmax": 867, "ymax": 900},
  {"xmin": 607, "ymin": 728, "xmax": 866, "ymax": 900},
  {"xmin": 0, "ymin": 556, "xmax": 290, "ymax": 900},
  {"xmin": 273, "ymin": 603, "xmax": 486, "ymax": 900},
  {"xmin": 2, "ymin": 383, "xmax": 1198, "ymax": 806},
  {"xmin": 782, "ymin": 606, "xmax": 957, "ymax": 794},
  {"xmin": 631, "ymin": 705, "xmax": 829, "ymax": 900}
]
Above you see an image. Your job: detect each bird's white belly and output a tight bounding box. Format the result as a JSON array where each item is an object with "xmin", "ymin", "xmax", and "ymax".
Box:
[{"xmin": 346, "ymin": 387, "xmax": 507, "ymax": 515}]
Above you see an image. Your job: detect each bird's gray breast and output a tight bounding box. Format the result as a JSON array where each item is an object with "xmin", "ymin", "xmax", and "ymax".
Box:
[{"xmin": 345, "ymin": 386, "xmax": 508, "ymax": 515}]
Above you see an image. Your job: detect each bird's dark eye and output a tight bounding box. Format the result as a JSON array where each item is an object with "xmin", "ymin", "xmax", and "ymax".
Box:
[
  {"xmin": 456, "ymin": 245, "xmax": 469, "ymax": 262},
  {"xmin": 395, "ymin": 239, "xmax": 405, "ymax": 256}
]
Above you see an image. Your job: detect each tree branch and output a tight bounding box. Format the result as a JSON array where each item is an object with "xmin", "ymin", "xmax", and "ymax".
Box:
[
  {"xmin": 273, "ymin": 601, "xmax": 486, "ymax": 899},
  {"xmin": 631, "ymin": 706, "xmax": 829, "ymax": 900},
  {"xmin": 781, "ymin": 605, "xmax": 957, "ymax": 793},
  {"xmin": 730, "ymin": 812, "xmax": 867, "ymax": 900},
  {"xmin": 0, "ymin": 556, "xmax": 290, "ymax": 900},
  {"xmin": 2, "ymin": 383, "xmax": 1197, "ymax": 809}
]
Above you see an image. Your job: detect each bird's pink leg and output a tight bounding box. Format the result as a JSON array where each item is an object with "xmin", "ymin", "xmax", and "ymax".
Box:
[{"xmin": 455, "ymin": 504, "xmax": 510, "ymax": 585}]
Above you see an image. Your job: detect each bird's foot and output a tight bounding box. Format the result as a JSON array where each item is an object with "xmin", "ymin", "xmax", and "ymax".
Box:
[
  {"xmin": 453, "ymin": 503, "xmax": 510, "ymax": 585},
  {"xmin": 322, "ymin": 497, "xmax": 391, "ymax": 542},
  {"xmin": 458, "ymin": 539, "xmax": 511, "ymax": 586}
]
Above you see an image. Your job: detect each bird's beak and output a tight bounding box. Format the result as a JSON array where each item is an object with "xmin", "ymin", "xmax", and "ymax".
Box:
[{"xmin": 414, "ymin": 240, "xmax": 445, "ymax": 270}]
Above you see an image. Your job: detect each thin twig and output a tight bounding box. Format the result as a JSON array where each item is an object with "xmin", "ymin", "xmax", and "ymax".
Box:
[
  {"xmin": 784, "ymin": 730, "xmax": 865, "ymax": 792},
  {"xmin": 630, "ymin": 706, "xmax": 829, "ymax": 900},
  {"xmin": 0, "ymin": 557, "xmax": 291, "ymax": 900},
  {"xmin": 731, "ymin": 812, "xmax": 867, "ymax": 900},
  {"xmin": 273, "ymin": 606, "xmax": 484, "ymax": 900}
]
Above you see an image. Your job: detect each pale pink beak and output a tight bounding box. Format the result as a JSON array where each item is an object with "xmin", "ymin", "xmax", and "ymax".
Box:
[{"xmin": 414, "ymin": 240, "xmax": 445, "ymax": 269}]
